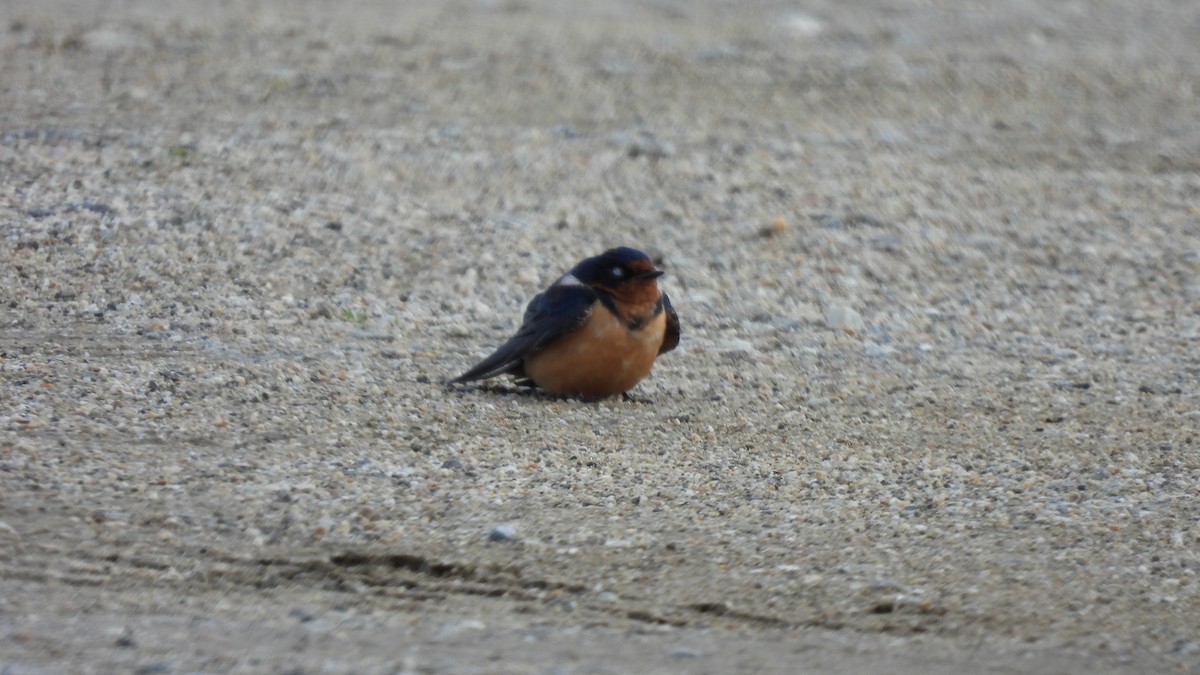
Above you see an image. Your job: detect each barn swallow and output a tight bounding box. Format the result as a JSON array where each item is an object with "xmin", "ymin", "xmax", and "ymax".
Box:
[{"xmin": 448, "ymin": 247, "xmax": 680, "ymax": 398}]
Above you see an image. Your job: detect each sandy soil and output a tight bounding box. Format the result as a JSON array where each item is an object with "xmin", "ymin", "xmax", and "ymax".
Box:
[{"xmin": 2, "ymin": 0, "xmax": 1199, "ymax": 672}]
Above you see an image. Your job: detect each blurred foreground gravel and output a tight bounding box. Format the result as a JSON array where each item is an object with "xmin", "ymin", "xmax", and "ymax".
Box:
[{"xmin": 2, "ymin": 1, "xmax": 1199, "ymax": 672}]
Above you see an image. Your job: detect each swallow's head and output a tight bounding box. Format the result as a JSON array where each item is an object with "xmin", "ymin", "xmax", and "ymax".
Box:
[{"xmin": 568, "ymin": 247, "xmax": 664, "ymax": 306}]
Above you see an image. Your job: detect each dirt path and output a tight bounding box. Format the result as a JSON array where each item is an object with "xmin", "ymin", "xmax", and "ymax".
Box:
[{"xmin": 3, "ymin": 1, "xmax": 1198, "ymax": 672}]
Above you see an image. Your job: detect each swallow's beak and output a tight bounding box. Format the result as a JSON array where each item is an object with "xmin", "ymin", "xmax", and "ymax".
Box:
[{"xmin": 636, "ymin": 268, "xmax": 665, "ymax": 280}]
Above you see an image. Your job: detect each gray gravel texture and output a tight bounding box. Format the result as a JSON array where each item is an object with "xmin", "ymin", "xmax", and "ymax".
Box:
[{"xmin": 3, "ymin": 0, "xmax": 1200, "ymax": 673}]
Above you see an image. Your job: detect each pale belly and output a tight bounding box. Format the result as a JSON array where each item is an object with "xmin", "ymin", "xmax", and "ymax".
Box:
[{"xmin": 524, "ymin": 308, "xmax": 667, "ymax": 397}]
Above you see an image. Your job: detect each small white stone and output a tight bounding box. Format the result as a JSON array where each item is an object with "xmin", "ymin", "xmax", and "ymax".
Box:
[
  {"xmin": 0, "ymin": 521, "xmax": 20, "ymax": 540},
  {"xmin": 825, "ymin": 304, "xmax": 864, "ymax": 332},
  {"xmin": 864, "ymin": 343, "xmax": 894, "ymax": 358},
  {"xmin": 716, "ymin": 338, "xmax": 755, "ymax": 353},
  {"xmin": 782, "ymin": 13, "xmax": 824, "ymax": 38},
  {"xmin": 436, "ymin": 619, "xmax": 486, "ymax": 640}
]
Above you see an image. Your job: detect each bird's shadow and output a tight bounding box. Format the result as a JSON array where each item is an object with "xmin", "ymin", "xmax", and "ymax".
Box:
[{"xmin": 444, "ymin": 380, "xmax": 654, "ymax": 404}]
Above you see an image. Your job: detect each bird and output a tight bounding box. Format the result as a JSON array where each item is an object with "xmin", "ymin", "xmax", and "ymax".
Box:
[{"xmin": 448, "ymin": 246, "xmax": 680, "ymax": 398}]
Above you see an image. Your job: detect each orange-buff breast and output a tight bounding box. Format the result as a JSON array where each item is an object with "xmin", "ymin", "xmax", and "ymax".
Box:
[{"xmin": 524, "ymin": 307, "xmax": 667, "ymax": 397}]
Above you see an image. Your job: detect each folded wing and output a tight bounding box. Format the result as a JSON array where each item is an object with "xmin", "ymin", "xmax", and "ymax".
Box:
[{"xmin": 449, "ymin": 284, "xmax": 597, "ymax": 383}]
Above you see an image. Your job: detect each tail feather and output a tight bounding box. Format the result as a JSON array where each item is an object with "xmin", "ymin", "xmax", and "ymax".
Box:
[{"xmin": 447, "ymin": 338, "xmax": 526, "ymax": 384}]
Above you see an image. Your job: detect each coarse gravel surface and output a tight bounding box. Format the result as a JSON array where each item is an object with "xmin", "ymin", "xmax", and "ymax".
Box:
[{"xmin": 2, "ymin": 0, "xmax": 1199, "ymax": 673}]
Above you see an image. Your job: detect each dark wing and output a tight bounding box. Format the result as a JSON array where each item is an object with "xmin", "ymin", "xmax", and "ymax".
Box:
[
  {"xmin": 658, "ymin": 291, "xmax": 680, "ymax": 355},
  {"xmin": 448, "ymin": 284, "xmax": 597, "ymax": 384}
]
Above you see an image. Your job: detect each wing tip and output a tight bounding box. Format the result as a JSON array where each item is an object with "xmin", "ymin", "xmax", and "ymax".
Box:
[{"xmin": 446, "ymin": 359, "xmax": 522, "ymax": 387}]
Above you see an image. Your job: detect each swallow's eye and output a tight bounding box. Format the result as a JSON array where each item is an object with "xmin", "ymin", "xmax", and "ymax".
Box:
[{"xmin": 610, "ymin": 266, "xmax": 625, "ymax": 279}]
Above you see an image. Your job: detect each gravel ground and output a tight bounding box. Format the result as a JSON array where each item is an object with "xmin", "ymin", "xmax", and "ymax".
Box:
[{"xmin": 3, "ymin": 0, "xmax": 1199, "ymax": 673}]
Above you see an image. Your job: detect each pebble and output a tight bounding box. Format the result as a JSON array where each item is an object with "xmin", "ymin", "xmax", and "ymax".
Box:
[
  {"xmin": 759, "ymin": 217, "xmax": 788, "ymax": 238},
  {"xmin": 863, "ymin": 343, "xmax": 895, "ymax": 358},
  {"xmin": 80, "ymin": 26, "xmax": 149, "ymax": 51},
  {"xmin": 715, "ymin": 338, "xmax": 755, "ymax": 353},
  {"xmin": 623, "ymin": 131, "xmax": 676, "ymax": 159},
  {"xmin": 289, "ymin": 607, "xmax": 317, "ymax": 623},
  {"xmin": 781, "ymin": 12, "xmax": 825, "ymax": 38},
  {"xmin": 436, "ymin": 619, "xmax": 487, "ymax": 640},
  {"xmin": 115, "ymin": 629, "xmax": 137, "ymax": 648},
  {"xmin": 0, "ymin": 521, "xmax": 20, "ymax": 540},
  {"xmin": 489, "ymin": 524, "xmax": 517, "ymax": 542},
  {"xmin": 825, "ymin": 304, "xmax": 865, "ymax": 332}
]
